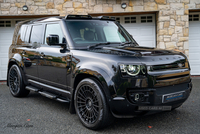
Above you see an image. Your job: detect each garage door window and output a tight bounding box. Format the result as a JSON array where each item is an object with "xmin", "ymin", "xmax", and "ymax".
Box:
[
  {"xmin": 124, "ymin": 17, "xmax": 136, "ymax": 23},
  {"xmin": 189, "ymin": 14, "xmax": 199, "ymax": 21},
  {"xmin": 0, "ymin": 21, "xmax": 11, "ymax": 27},
  {"xmin": 141, "ymin": 16, "xmax": 153, "ymax": 23},
  {"xmin": 110, "ymin": 17, "xmax": 120, "ymax": 23}
]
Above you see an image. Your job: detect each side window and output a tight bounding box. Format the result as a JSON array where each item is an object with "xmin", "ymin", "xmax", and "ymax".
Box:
[
  {"xmin": 30, "ymin": 25, "xmax": 43, "ymax": 44},
  {"xmin": 45, "ymin": 23, "xmax": 64, "ymax": 44},
  {"xmin": 16, "ymin": 25, "xmax": 27, "ymax": 45},
  {"xmin": 24, "ymin": 26, "xmax": 32, "ymax": 43}
]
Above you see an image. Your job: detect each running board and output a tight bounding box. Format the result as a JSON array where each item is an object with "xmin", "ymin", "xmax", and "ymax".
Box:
[
  {"xmin": 26, "ymin": 85, "xmax": 40, "ymax": 92},
  {"xmin": 25, "ymin": 86, "xmax": 69, "ymax": 103}
]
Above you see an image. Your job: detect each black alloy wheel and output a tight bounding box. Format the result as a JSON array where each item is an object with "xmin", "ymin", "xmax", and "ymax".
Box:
[
  {"xmin": 8, "ymin": 64, "xmax": 29, "ymax": 97},
  {"xmin": 74, "ymin": 78, "xmax": 113, "ymax": 130}
]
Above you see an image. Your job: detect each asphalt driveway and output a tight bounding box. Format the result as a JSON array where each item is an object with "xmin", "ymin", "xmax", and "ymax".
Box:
[{"xmin": 0, "ymin": 79, "xmax": 199, "ymax": 134}]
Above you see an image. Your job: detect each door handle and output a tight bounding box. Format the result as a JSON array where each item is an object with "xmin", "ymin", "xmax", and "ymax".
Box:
[
  {"xmin": 21, "ymin": 50, "xmax": 26, "ymax": 55},
  {"xmin": 41, "ymin": 52, "xmax": 45, "ymax": 57}
]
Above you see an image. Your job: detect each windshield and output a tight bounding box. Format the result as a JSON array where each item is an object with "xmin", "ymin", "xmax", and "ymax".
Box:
[{"xmin": 65, "ymin": 20, "xmax": 136, "ymax": 49}]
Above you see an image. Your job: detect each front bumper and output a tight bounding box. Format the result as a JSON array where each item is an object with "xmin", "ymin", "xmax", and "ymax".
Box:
[{"xmin": 109, "ymin": 81, "xmax": 192, "ymax": 118}]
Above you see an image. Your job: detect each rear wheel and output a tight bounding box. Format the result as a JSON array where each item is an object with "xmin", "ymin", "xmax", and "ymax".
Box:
[
  {"xmin": 74, "ymin": 78, "xmax": 113, "ymax": 130},
  {"xmin": 8, "ymin": 64, "xmax": 29, "ymax": 97}
]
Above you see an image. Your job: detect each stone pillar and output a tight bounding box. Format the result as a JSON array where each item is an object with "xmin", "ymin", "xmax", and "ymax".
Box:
[{"xmin": 157, "ymin": 1, "xmax": 189, "ymax": 57}]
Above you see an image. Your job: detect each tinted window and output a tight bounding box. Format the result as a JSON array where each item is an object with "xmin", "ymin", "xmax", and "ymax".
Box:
[
  {"xmin": 30, "ymin": 25, "xmax": 43, "ymax": 44},
  {"xmin": 16, "ymin": 25, "xmax": 27, "ymax": 45},
  {"xmin": 45, "ymin": 23, "xmax": 64, "ymax": 44},
  {"xmin": 24, "ymin": 26, "xmax": 32, "ymax": 43},
  {"xmin": 65, "ymin": 20, "xmax": 134, "ymax": 48}
]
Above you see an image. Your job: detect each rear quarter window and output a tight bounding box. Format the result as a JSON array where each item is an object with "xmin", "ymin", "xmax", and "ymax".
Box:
[
  {"xmin": 30, "ymin": 25, "xmax": 43, "ymax": 44},
  {"xmin": 24, "ymin": 26, "xmax": 32, "ymax": 43},
  {"xmin": 16, "ymin": 25, "xmax": 27, "ymax": 45}
]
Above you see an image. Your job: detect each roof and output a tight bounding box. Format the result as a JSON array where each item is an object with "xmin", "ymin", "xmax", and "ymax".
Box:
[{"xmin": 21, "ymin": 15, "xmax": 116, "ymax": 24}]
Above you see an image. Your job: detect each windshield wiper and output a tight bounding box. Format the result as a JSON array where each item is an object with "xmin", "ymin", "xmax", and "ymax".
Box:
[
  {"xmin": 87, "ymin": 42, "xmax": 111, "ymax": 49},
  {"xmin": 120, "ymin": 41, "xmax": 135, "ymax": 46}
]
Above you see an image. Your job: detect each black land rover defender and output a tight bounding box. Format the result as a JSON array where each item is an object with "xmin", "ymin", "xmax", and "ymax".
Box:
[{"xmin": 7, "ymin": 15, "xmax": 192, "ymax": 130}]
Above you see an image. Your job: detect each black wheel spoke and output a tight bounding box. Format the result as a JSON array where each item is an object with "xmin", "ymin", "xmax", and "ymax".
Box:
[
  {"xmin": 9, "ymin": 67, "xmax": 20, "ymax": 94},
  {"xmin": 77, "ymin": 96, "xmax": 86, "ymax": 101},
  {"xmin": 93, "ymin": 104, "xmax": 99, "ymax": 108},
  {"xmin": 77, "ymin": 101, "xmax": 86, "ymax": 104},
  {"xmin": 76, "ymin": 84, "xmax": 100, "ymax": 125}
]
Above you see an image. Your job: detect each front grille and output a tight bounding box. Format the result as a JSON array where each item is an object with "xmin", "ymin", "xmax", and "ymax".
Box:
[
  {"xmin": 147, "ymin": 62, "xmax": 190, "ymax": 87},
  {"xmin": 148, "ymin": 61, "xmax": 188, "ymax": 71}
]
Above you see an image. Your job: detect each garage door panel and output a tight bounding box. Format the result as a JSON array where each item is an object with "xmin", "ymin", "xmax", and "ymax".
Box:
[
  {"xmin": 0, "ymin": 46, "xmax": 11, "ymax": 54},
  {"xmin": 190, "ymin": 65, "xmax": 200, "ymax": 75},
  {"xmin": 0, "ymin": 66, "xmax": 7, "ymax": 80},
  {"xmin": 0, "ymin": 33, "xmax": 13, "ymax": 40},
  {"xmin": 140, "ymin": 27, "xmax": 154, "ymax": 36},
  {"xmin": 0, "ymin": 20, "xmax": 14, "ymax": 80},
  {"xmin": 189, "ymin": 13, "xmax": 200, "ymax": 75},
  {"xmin": 0, "ymin": 42, "xmax": 12, "ymax": 47},
  {"xmin": 125, "ymin": 27, "xmax": 141, "ymax": 36},
  {"xmin": 140, "ymin": 40, "xmax": 154, "ymax": 47},
  {"xmin": 189, "ymin": 27, "xmax": 200, "ymax": 35},
  {"xmin": 189, "ymin": 40, "xmax": 200, "ymax": 46},
  {"xmin": 1, "ymin": 58, "xmax": 8, "ymax": 65},
  {"xmin": 121, "ymin": 15, "xmax": 156, "ymax": 48}
]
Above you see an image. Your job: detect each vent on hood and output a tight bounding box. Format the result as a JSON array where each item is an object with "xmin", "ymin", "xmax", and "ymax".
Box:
[{"xmin": 89, "ymin": 49, "xmax": 135, "ymax": 56}]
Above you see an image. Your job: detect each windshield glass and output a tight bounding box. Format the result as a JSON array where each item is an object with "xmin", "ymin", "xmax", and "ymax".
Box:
[{"xmin": 65, "ymin": 20, "xmax": 136, "ymax": 49}]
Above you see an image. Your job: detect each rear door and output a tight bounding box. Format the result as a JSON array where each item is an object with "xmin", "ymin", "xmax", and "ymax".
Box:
[{"xmin": 21, "ymin": 24, "xmax": 44, "ymax": 81}]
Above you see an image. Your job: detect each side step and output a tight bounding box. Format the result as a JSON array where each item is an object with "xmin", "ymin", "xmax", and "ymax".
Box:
[{"xmin": 25, "ymin": 86, "xmax": 69, "ymax": 103}]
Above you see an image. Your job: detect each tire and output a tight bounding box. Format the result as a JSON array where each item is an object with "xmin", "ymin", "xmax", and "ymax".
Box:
[
  {"xmin": 8, "ymin": 64, "xmax": 30, "ymax": 97},
  {"xmin": 74, "ymin": 78, "xmax": 113, "ymax": 130},
  {"xmin": 171, "ymin": 104, "xmax": 183, "ymax": 111}
]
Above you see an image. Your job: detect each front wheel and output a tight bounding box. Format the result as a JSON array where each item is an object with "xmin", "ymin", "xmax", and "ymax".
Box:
[
  {"xmin": 8, "ymin": 64, "xmax": 29, "ymax": 97},
  {"xmin": 74, "ymin": 78, "xmax": 113, "ymax": 130}
]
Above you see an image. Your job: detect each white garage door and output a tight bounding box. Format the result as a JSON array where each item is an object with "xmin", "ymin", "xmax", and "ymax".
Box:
[
  {"xmin": 113, "ymin": 14, "xmax": 156, "ymax": 47},
  {"xmin": 0, "ymin": 20, "xmax": 14, "ymax": 80},
  {"xmin": 0, "ymin": 19, "xmax": 25, "ymax": 80},
  {"xmin": 189, "ymin": 13, "xmax": 200, "ymax": 75}
]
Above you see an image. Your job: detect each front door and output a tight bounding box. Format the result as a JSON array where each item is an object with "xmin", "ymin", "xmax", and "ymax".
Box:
[{"xmin": 37, "ymin": 23, "xmax": 70, "ymax": 95}]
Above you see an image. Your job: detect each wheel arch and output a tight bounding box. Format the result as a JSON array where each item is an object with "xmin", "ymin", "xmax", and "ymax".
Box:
[
  {"xmin": 69, "ymin": 68, "xmax": 115, "ymax": 114},
  {"xmin": 7, "ymin": 56, "xmax": 27, "ymax": 86}
]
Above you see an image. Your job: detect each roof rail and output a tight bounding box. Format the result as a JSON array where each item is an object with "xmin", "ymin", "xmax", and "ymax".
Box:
[
  {"xmin": 65, "ymin": 15, "xmax": 92, "ymax": 19},
  {"xmin": 96, "ymin": 16, "xmax": 115, "ymax": 20}
]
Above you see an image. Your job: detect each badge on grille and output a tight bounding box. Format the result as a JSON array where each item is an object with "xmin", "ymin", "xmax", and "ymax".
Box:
[{"xmin": 178, "ymin": 63, "xmax": 183, "ymax": 67}]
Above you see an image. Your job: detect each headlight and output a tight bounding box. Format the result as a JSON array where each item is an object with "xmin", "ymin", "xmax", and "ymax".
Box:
[{"xmin": 119, "ymin": 64, "xmax": 146, "ymax": 76}]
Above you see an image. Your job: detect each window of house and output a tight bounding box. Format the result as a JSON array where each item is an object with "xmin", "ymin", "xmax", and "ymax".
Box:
[
  {"xmin": 30, "ymin": 25, "xmax": 43, "ymax": 44},
  {"xmin": 45, "ymin": 23, "xmax": 64, "ymax": 44}
]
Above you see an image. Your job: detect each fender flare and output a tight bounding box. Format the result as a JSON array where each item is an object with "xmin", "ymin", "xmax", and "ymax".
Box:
[{"xmin": 7, "ymin": 53, "xmax": 27, "ymax": 86}]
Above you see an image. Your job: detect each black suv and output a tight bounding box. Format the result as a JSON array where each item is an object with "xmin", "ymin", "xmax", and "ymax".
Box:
[{"xmin": 7, "ymin": 15, "xmax": 192, "ymax": 130}]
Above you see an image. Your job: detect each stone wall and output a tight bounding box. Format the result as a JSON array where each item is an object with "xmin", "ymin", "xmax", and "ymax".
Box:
[{"xmin": 1, "ymin": 0, "xmax": 200, "ymax": 57}]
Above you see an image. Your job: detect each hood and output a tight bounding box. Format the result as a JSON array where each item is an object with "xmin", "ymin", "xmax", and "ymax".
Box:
[
  {"xmin": 102, "ymin": 46, "xmax": 181, "ymax": 56},
  {"xmin": 88, "ymin": 46, "xmax": 187, "ymax": 66}
]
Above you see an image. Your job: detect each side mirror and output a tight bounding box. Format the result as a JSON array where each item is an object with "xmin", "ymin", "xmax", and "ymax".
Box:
[{"xmin": 46, "ymin": 34, "xmax": 59, "ymax": 45}]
